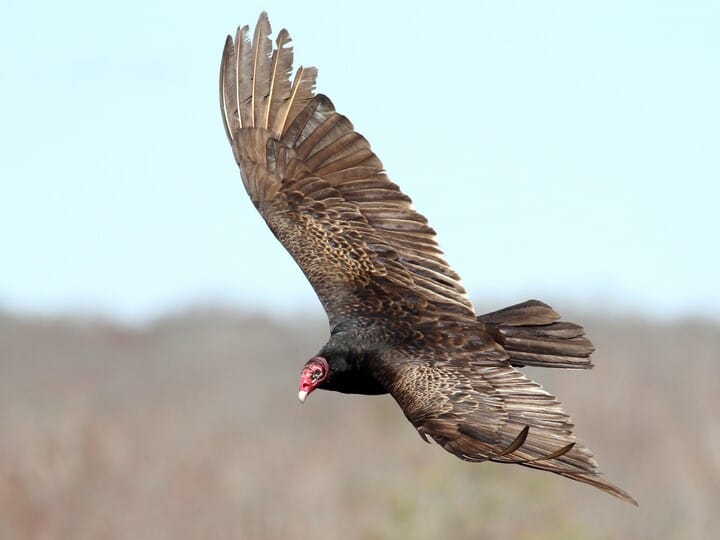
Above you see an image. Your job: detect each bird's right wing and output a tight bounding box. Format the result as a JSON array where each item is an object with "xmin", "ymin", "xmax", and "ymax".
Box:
[
  {"xmin": 385, "ymin": 328, "xmax": 637, "ymax": 505},
  {"xmin": 219, "ymin": 13, "xmax": 476, "ymax": 329}
]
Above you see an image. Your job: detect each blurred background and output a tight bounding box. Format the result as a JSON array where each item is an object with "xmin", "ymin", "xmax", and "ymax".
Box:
[{"xmin": 1, "ymin": 1, "xmax": 719, "ymax": 538}]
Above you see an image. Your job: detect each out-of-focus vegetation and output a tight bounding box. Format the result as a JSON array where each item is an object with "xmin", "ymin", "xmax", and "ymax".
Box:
[{"xmin": 0, "ymin": 307, "xmax": 718, "ymax": 539}]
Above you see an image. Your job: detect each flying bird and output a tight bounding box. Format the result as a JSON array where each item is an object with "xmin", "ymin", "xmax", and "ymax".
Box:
[{"xmin": 219, "ymin": 12, "xmax": 636, "ymax": 505}]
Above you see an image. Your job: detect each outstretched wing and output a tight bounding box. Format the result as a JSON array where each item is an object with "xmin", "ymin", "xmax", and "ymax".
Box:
[
  {"xmin": 386, "ymin": 325, "xmax": 637, "ymax": 505},
  {"xmin": 220, "ymin": 13, "xmax": 474, "ymax": 328}
]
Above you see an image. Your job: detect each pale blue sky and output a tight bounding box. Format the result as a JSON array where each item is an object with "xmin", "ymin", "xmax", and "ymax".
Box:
[{"xmin": 1, "ymin": 1, "xmax": 718, "ymax": 321}]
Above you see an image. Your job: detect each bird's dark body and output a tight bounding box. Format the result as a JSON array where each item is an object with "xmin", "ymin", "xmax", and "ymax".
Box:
[
  {"xmin": 218, "ymin": 12, "xmax": 637, "ymax": 505},
  {"xmin": 318, "ymin": 338, "xmax": 388, "ymax": 395}
]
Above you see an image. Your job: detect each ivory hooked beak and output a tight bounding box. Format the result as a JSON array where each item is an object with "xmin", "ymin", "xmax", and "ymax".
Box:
[{"xmin": 298, "ymin": 390, "xmax": 308, "ymax": 403}]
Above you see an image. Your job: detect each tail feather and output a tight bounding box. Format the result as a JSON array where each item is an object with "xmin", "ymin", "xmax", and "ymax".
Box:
[{"xmin": 478, "ymin": 300, "xmax": 595, "ymax": 369}]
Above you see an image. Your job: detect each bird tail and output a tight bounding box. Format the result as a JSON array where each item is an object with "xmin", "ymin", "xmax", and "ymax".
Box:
[
  {"xmin": 477, "ymin": 300, "xmax": 594, "ymax": 369},
  {"xmin": 219, "ymin": 12, "xmax": 318, "ymax": 143}
]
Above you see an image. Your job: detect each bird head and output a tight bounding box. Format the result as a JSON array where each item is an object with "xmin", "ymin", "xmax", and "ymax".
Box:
[{"xmin": 298, "ymin": 356, "xmax": 329, "ymax": 403}]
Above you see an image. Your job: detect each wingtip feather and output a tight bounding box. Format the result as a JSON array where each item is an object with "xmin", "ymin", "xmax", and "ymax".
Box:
[
  {"xmin": 250, "ymin": 12, "xmax": 273, "ymax": 128},
  {"xmin": 221, "ymin": 13, "xmax": 318, "ymax": 140}
]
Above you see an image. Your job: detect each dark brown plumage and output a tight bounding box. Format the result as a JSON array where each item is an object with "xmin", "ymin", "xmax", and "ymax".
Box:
[{"xmin": 219, "ymin": 12, "xmax": 637, "ymax": 506}]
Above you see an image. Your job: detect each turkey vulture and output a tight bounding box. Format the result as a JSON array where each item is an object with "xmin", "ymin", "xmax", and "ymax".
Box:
[{"xmin": 219, "ymin": 12, "xmax": 636, "ymax": 505}]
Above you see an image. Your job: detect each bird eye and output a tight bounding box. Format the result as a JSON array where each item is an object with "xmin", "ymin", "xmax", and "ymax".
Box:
[{"xmin": 311, "ymin": 369, "xmax": 323, "ymax": 382}]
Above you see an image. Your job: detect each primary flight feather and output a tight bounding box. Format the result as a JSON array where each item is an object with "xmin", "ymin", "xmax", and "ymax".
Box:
[{"xmin": 219, "ymin": 12, "xmax": 636, "ymax": 506}]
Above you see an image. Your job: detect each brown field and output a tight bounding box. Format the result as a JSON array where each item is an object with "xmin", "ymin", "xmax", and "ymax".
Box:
[{"xmin": 0, "ymin": 306, "xmax": 718, "ymax": 539}]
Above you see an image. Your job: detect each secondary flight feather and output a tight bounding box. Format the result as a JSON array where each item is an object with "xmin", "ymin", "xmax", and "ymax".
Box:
[{"xmin": 219, "ymin": 12, "xmax": 637, "ymax": 506}]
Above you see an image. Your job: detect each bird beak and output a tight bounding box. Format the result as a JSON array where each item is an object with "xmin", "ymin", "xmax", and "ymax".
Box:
[{"xmin": 298, "ymin": 389, "xmax": 308, "ymax": 403}]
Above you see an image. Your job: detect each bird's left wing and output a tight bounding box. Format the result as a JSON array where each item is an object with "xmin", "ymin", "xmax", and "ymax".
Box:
[{"xmin": 220, "ymin": 13, "xmax": 476, "ymax": 328}]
